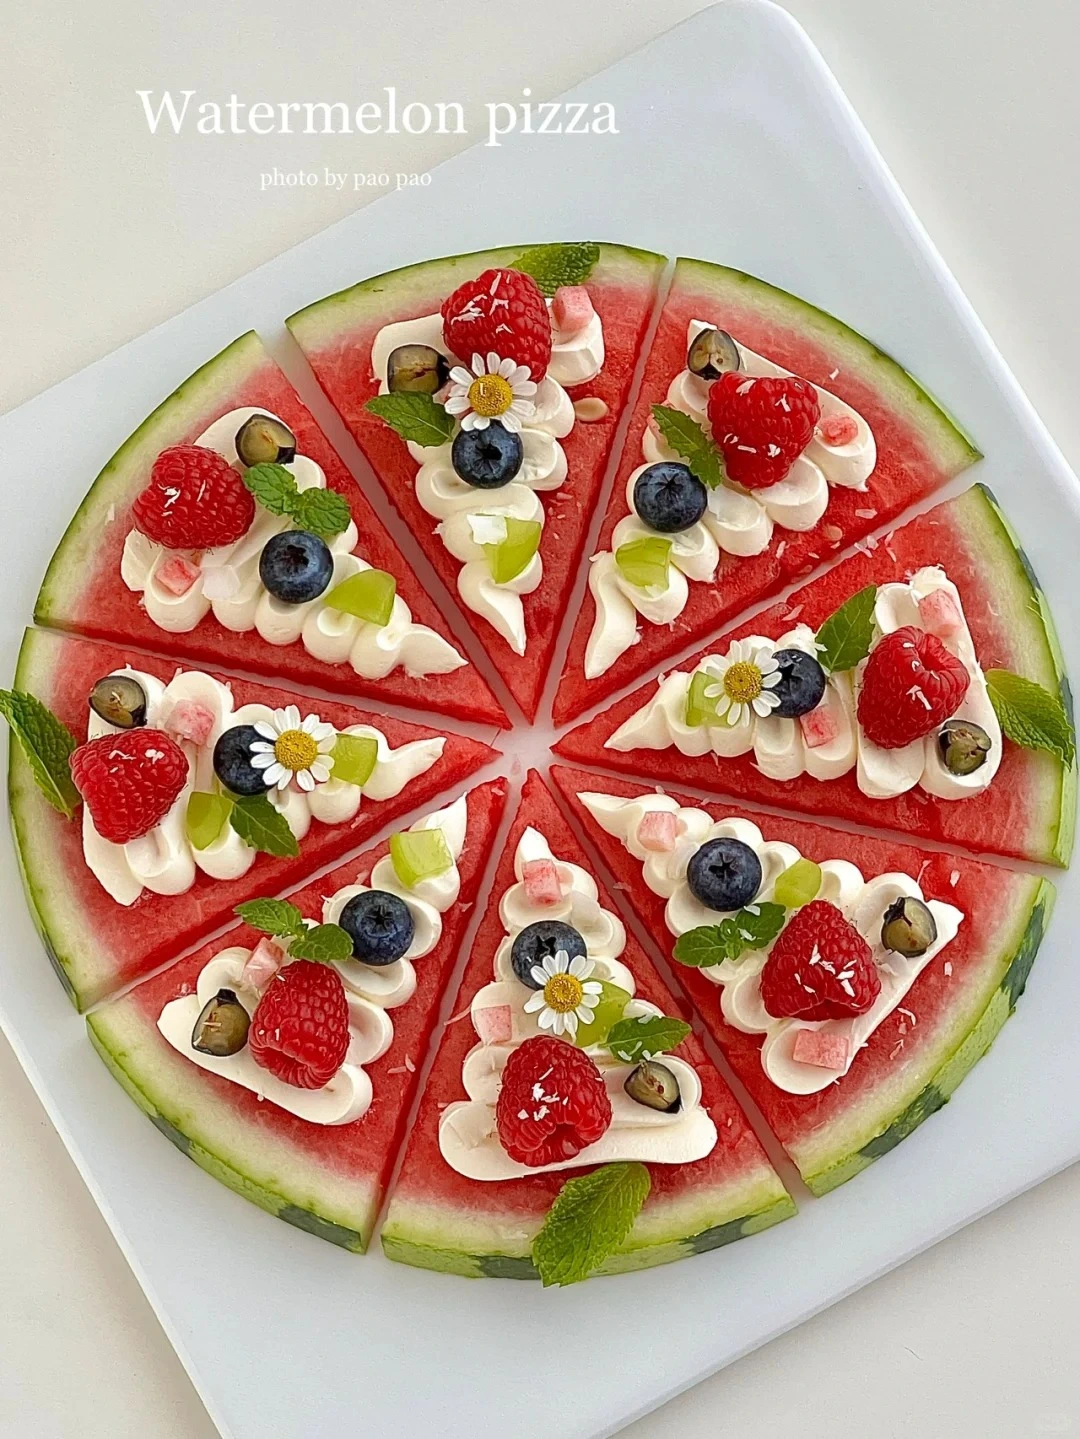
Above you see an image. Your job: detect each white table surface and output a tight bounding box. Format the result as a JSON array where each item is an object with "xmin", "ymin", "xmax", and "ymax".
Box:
[{"xmin": 3, "ymin": 1, "xmax": 1079, "ymax": 1435}]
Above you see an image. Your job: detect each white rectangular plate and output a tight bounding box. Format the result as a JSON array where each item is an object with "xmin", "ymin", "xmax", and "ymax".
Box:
[{"xmin": 2, "ymin": 4, "xmax": 1078, "ymax": 1437}]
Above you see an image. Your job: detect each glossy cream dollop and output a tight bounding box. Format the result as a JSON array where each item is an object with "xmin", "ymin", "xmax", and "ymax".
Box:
[
  {"xmin": 157, "ymin": 798, "xmax": 468, "ymax": 1125},
  {"xmin": 580, "ymin": 791, "xmax": 962, "ymax": 1096},
  {"xmin": 121, "ymin": 407, "xmax": 464, "ymax": 681},
  {"xmin": 438, "ymin": 824, "xmax": 717, "ymax": 1179},
  {"xmin": 371, "ymin": 307, "xmax": 604, "ymax": 656},
  {"xmin": 608, "ymin": 566, "xmax": 1001, "ymax": 803},
  {"xmin": 584, "ymin": 320, "xmax": 876, "ymax": 678},
  {"xmin": 82, "ymin": 665, "xmax": 444, "ymax": 907}
]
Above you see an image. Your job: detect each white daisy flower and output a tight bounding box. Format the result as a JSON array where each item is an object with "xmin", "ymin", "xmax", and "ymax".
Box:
[
  {"xmin": 702, "ymin": 639, "xmax": 782, "ymax": 727},
  {"xmin": 444, "ymin": 352, "xmax": 537, "ymax": 433},
  {"xmin": 250, "ymin": 706, "xmax": 336, "ymax": 793},
  {"xmin": 522, "ymin": 949, "xmax": 603, "ymax": 1040}
]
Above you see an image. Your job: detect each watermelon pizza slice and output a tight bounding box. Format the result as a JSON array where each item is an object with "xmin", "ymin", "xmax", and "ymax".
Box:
[
  {"xmin": 553, "ymin": 766, "xmax": 1054, "ymax": 1196},
  {"xmin": 86, "ymin": 778, "xmax": 507, "ymax": 1251},
  {"xmin": 4, "ymin": 627, "xmax": 498, "ymax": 1010},
  {"xmin": 286, "ymin": 242, "xmax": 665, "ymax": 721},
  {"xmin": 33, "ymin": 330, "xmax": 506, "ymax": 729},
  {"xmin": 552, "ymin": 258, "xmax": 983, "ymax": 725},
  {"xmin": 380, "ymin": 771, "xmax": 795, "ymax": 1283},
  {"xmin": 556, "ymin": 486, "xmax": 1075, "ymax": 866}
]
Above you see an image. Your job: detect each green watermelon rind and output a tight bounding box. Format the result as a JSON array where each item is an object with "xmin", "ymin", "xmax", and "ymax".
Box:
[
  {"xmin": 285, "ymin": 242, "xmax": 666, "ymax": 344},
  {"xmin": 674, "ymin": 257, "xmax": 982, "ymax": 473},
  {"xmin": 35, "ymin": 332, "xmax": 265, "ymax": 627},
  {"xmin": 380, "ymin": 1181, "xmax": 796, "ymax": 1280},
  {"xmin": 799, "ymin": 876, "xmax": 1055, "ymax": 1196},
  {"xmin": 86, "ymin": 1005, "xmax": 371, "ymax": 1251}
]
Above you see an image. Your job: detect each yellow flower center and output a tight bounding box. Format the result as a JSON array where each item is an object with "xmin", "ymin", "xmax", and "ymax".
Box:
[
  {"xmin": 274, "ymin": 729, "xmax": 318, "ymax": 773},
  {"xmin": 724, "ymin": 661, "xmax": 764, "ymax": 704},
  {"xmin": 468, "ymin": 373, "xmax": 513, "ymax": 418},
  {"xmin": 543, "ymin": 973, "xmax": 584, "ymax": 1014}
]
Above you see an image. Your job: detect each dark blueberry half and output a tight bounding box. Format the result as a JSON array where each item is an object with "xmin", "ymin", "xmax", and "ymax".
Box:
[
  {"xmin": 451, "ymin": 422, "xmax": 523, "ymax": 489},
  {"xmin": 687, "ymin": 838, "xmax": 762, "ymax": 912},
  {"xmin": 235, "ymin": 414, "xmax": 296, "ymax": 467},
  {"xmin": 937, "ymin": 719, "xmax": 992, "ymax": 776},
  {"xmin": 881, "ymin": 896, "xmax": 937, "ymax": 958},
  {"xmin": 212, "ymin": 724, "xmax": 267, "ymax": 797},
  {"xmin": 191, "ymin": 988, "xmax": 250, "ymax": 1057},
  {"xmin": 633, "ymin": 461, "xmax": 708, "ymax": 534},
  {"xmin": 259, "ymin": 530, "xmax": 334, "ymax": 605},
  {"xmin": 771, "ymin": 648, "xmax": 828, "ymax": 719},
  {"xmin": 624, "ymin": 1060, "xmax": 681, "ymax": 1112},
  {"xmin": 687, "ymin": 327, "xmax": 741, "ymax": 380},
  {"xmin": 89, "ymin": 674, "xmax": 148, "ymax": 729},
  {"xmin": 339, "ymin": 890, "xmax": 415, "ymax": 966},
  {"xmin": 386, "ymin": 343, "xmax": 449, "ymax": 396},
  {"xmin": 510, "ymin": 920, "xmax": 587, "ymax": 990}
]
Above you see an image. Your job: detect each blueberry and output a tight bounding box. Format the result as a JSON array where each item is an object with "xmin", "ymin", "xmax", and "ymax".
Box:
[
  {"xmin": 687, "ymin": 838, "xmax": 762, "ymax": 912},
  {"xmin": 633, "ymin": 462, "xmax": 708, "ymax": 534},
  {"xmin": 451, "ymin": 422, "xmax": 523, "ymax": 489},
  {"xmin": 259, "ymin": 530, "xmax": 333, "ymax": 604},
  {"xmin": 213, "ymin": 725, "xmax": 267, "ymax": 797},
  {"xmin": 510, "ymin": 920, "xmax": 586, "ymax": 989},
  {"xmin": 771, "ymin": 648, "xmax": 827, "ymax": 719},
  {"xmin": 338, "ymin": 890, "xmax": 415, "ymax": 966}
]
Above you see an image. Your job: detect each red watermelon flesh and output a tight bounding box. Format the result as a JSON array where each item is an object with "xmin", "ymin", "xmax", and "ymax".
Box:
[
  {"xmin": 552, "ymin": 258, "xmax": 983, "ymax": 725},
  {"xmin": 86, "ymin": 779, "xmax": 508, "ymax": 1251},
  {"xmin": 287, "ymin": 245, "xmax": 665, "ymax": 722},
  {"xmin": 380, "ymin": 771, "xmax": 795, "ymax": 1279},
  {"xmin": 552, "ymin": 766, "xmax": 1054, "ymax": 1196},
  {"xmin": 33, "ymin": 331, "xmax": 507, "ymax": 730},
  {"xmin": 10, "ymin": 627, "xmax": 499, "ymax": 1011},
  {"xmin": 555, "ymin": 486, "xmax": 1075, "ymax": 867}
]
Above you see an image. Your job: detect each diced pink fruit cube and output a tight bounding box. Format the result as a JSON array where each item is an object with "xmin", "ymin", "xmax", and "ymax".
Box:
[
  {"xmin": 800, "ymin": 704, "xmax": 840, "ymax": 749},
  {"xmin": 474, "ymin": 1003, "xmax": 513, "ymax": 1046},
  {"xmin": 817, "ymin": 412, "xmax": 859, "ymax": 447},
  {"xmin": 792, "ymin": 1028, "xmax": 850, "ymax": 1070},
  {"xmin": 241, "ymin": 938, "xmax": 285, "ymax": 992},
  {"xmin": 552, "ymin": 285, "xmax": 595, "ymax": 336},
  {"xmin": 522, "ymin": 858, "xmax": 562, "ymax": 906},
  {"xmin": 165, "ymin": 699, "xmax": 216, "ymax": 747},
  {"xmin": 156, "ymin": 555, "xmax": 201, "ymax": 596},
  {"xmin": 917, "ymin": 588, "xmax": 963, "ymax": 638},
  {"xmin": 637, "ymin": 810, "xmax": 679, "ymax": 852}
]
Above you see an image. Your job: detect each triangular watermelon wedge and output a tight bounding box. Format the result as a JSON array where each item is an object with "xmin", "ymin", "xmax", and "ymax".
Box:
[
  {"xmin": 552, "ymin": 765, "xmax": 1054, "ymax": 1196},
  {"xmin": 86, "ymin": 778, "xmax": 507, "ymax": 1251},
  {"xmin": 10, "ymin": 627, "xmax": 499, "ymax": 1010},
  {"xmin": 286, "ymin": 244, "xmax": 665, "ymax": 721},
  {"xmin": 33, "ymin": 330, "xmax": 507, "ymax": 729},
  {"xmin": 556, "ymin": 486, "xmax": 1075, "ymax": 866},
  {"xmin": 380, "ymin": 771, "xmax": 795, "ymax": 1280},
  {"xmin": 552, "ymin": 258, "xmax": 983, "ymax": 725}
]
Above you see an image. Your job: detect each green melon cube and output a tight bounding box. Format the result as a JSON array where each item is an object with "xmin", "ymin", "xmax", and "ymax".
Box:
[
  {"xmin": 483, "ymin": 517, "xmax": 542, "ymax": 584},
  {"xmin": 390, "ymin": 828, "xmax": 454, "ymax": 887},
  {"xmin": 685, "ymin": 670, "xmax": 721, "ymax": 728},
  {"xmin": 614, "ymin": 536, "xmax": 672, "ymax": 590},
  {"xmin": 185, "ymin": 792, "xmax": 233, "ymax": 851},
  {"xmin": 326, "ymin": 568, "xmax": 397, "ymax": 626},
  {"xmin": 572, "ymin": 981, "xmax": 632, "ymax": 1049},
  {"xmin": 773, "ymin": 859, "xmax": 822, "ymax": 909},
  {"xmin": 331, "ymin": 734, "xmax": 379, "ymax": 788}
]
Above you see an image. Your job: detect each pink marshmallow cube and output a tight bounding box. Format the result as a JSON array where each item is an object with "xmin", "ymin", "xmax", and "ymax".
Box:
[
  {"xmin": 474, "ymin": 1003, "xmax": 513, "ymax": 1046},
  {"xmin": 241, "ymin": 937, "xmax": 285, "ymax": 992},
  {"xmin": 552, "ymin": 285, "xmax": 595, "ymax": 336},
  {"xmin": 817, "ymin": 412, "xmax": 859, "ymax": 448},
  {"xmin": 165, "ymin": 699, "xmax": 216, "ymax": 747},
  {"xmin": 917, "ymin": 588, "xmax": 963, "ymax": 639},
  {"xmin": 792, "ymin": 1028, "xmax": 850, "ymax": 1070},
  {"xmin": 800, "ymin": 704, "xmax": 840, "ymax": 749},
  {"xmin": 637, "ymin": 810, "xmax": 679, "ymax": 853},
  {"xmin": 522, "ymin": 858, "xmax": 562, "ymax": 906},
  {"xmin": 156, "ymin": 555, "xmax": 201, "ymax": 596}
]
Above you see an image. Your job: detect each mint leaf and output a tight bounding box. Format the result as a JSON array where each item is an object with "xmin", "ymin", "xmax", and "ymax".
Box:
[
  {"xmin": 234, "ymin": 897, "xmax": 306, "ymax": 938},
  {"xmin": 241, "ymin": 462, "xmax": 299, "ymax": 516},
  {"xmin": 228, "ymin": 794, "xmax": 299, "ymax": 858},
  {"xmin": 986, "ymin": 668, "xmax": 1075, "ymax": 767},
  {"xmin": 814, "ymin": 584, "xmax": 877, "ymax": 673},
  {"xmin": 673, "ymin": 903, "xmax": 788, "ymax": 968},
  {"xmin": 365, "ymin": 393, "xmax": 454, "ymax": 448},
  {"xmin": 0, "ymin": 689, "xmax": 80, "ymax": 819},
  {"xmin": 606, "ymin": 1014, "xmax": 691, "ymax": 1065},
  {"xmin": 289, "ymin": 923, "xmax": 354, "ymax": 964},
  {"xmin": 651, "ymin": 404, "xmax": 727, "ymax": 490},
  {"xmin": 291, "ymin": 486, "xmax": 351, "ymax": 539},
  {"xmin": 532, "ymin": 1162, "xmax": 650, "ymax": 1287},
  {"xmin": 512, "ymin": 241, "xmax": 600, "ymax": 296}
]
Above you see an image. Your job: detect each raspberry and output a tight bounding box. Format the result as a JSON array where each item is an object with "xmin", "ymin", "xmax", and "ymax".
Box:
[
  {"xmin": 495, "ymin": 1035, "xmax": 611, "ymax": 1167},
  {"xmin": 707, "ymin": 371, "xmax": 821, "ymax": 489},
  {"xmin": 249, "ymin": 960, "xmax": 350, "ymax": 1090},
  {"xmin": 70, "ymin": 728, "xmax": 189, "ymax": 844},
  {"xmin": 760, "ymin": 900, "xmax": 879, "ymax": 1021},
  {"xmin": 857, "ymin": 625, "xmax": 970, "ymax": 750},
  {"xmin": 132, "ymin": 445, "xmax": 255, "ymax": 550},
  {"xmin": 441, "ymin": 268, "xmax": 553, "ymax": 384}
]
